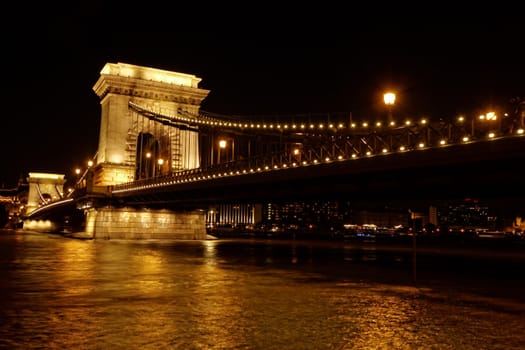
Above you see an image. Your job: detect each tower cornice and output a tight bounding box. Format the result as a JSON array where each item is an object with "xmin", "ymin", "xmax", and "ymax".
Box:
[{"xmin": 93, "ymin": 62, "xmax": 210, "ymax": 105}]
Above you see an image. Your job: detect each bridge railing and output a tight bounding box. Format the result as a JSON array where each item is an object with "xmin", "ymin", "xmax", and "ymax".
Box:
[
  {"xmin": 111, "ymin": 150, "xmax": 300, "ymax": 193},
  {"xmin": 110, "ymin": 118, "xmax": 524, "ymax": 194}
]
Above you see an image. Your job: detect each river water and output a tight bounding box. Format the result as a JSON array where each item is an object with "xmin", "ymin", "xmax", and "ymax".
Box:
[{"xmin": 1, "ymin": 229, "xmax": 524, "ymax": 349}]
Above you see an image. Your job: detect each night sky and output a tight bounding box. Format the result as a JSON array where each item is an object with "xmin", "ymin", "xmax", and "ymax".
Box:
[{"xmin": 2, "ymin": 9, "xmax": 524, "ymax": 190}]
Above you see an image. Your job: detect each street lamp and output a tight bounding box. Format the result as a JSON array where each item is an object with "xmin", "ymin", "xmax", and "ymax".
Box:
[
  {"xmin": 157, "ymin": 158, "xmax": 164, "ymax": 176},
  {"xmin": 475, "ymin": 111, "xmax": 499, "ymax": 138},
  {"xmin": 218, "ymin": 139, "xmax": 227, "ymax": 164},
  {"xmin": 73, "ymin": 168, "xmax": 82, "ymax": 190},
  {"xmin": 383, "ymin": 92, "xmax": 396, "ymax": 124},
  {"xmin": 145, "ymin": 152, "xmax": 151, "ymax": 178}
]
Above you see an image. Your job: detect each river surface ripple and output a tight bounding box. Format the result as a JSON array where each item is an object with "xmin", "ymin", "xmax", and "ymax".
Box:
[{"xmin": 1, "ymin": 229, "xmax": 524, "ymax": 349}]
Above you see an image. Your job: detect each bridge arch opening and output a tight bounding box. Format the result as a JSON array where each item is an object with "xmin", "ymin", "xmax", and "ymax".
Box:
[
  {"xmin": 135, "ymin": 132, "xmax": 171, "ymax": 180},
  {"xmin": 136, "ymin": 132, "xmax": 162, "ymax": 180},
  {"xmin": 40, "ymin": 193, "xmax": 52, "ymax": 206}
]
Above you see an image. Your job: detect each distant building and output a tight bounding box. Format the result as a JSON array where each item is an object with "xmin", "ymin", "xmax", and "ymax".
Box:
[
  {"xmin": 208, "ymin": 199, "xmax": 505, "ymax": 235},
  {"xmin": 0, "ymin": 179, "xmax": 28, "ymax": 228},
  {"xmin": 260, "ymin": 200, "xmax": 412, "ymax": 230},
  {"xmin": 438, "ymin": 198, "xmax": 501, "ymax": 231}
]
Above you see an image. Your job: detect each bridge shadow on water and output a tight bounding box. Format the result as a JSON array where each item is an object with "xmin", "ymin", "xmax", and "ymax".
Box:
[{"xmin": 201, "ymin": 233, "xmax": 525, "ymax": 309}]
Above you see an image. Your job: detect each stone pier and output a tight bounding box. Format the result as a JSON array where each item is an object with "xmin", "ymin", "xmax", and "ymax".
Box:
[{"xmin": 84, "ymin": 207, "xmax": 207, "ymax": 240}]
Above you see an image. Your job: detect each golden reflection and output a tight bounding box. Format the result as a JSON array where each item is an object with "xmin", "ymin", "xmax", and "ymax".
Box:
[
  {"xmin": 23, "ymin": 219, "xmax": 61, "ymax": 232},
  {"xmin": 53, "ymin": 240, "xmax": 97, "ymax": 296},
  {"xmin": 203, "ymin": 240, "xmax": 218, "ymax": 265},
  {"xmin": 187, "ymin": 240, "xmax": 249, "ymax": 348},
  {"xmin": 129, "ymin": 249, "xmax": 167, "ymax": 292},
  {"xmin": 333, "ymin": 284, "xmax": 425, "ymax": 349}
]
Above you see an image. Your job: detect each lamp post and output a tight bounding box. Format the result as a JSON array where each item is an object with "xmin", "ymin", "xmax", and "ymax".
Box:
[
  {"xmin": 74, "ymin": 168, "xmax": 81, "ymax": 191},
  {"xmin": 86, "ymin": 160, "xmax": 94, "ymax": 192},
  {"xmin": 157, "ymin": 158, "xmax": 164, "ymax": 177},
  {"xmin": 218, "ymin": 139, "xmax": 227, "ymax": 164},
  {"xmin": 75, "ymin": 168, "xmax": 81, "ymax": 184},
  {"xmin": 383, "ymin": 92, "xmax": 396, "ymax": 124},
  {"xmin": 475, "ymin": 111, "xmax": 498, "ymax": 138},
  {"xmin": 145, "ymin": 152, "xmax": 151, "ymax": 178}
]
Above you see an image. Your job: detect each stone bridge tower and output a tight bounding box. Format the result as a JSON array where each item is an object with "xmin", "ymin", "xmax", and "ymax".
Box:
[
  {"xmin": 25, "ymin": 172, "xmax": 66, "ymax": 215},
  {"xmin": 92, "ymin": 62, "xmax": 210, "ymax": 187}
]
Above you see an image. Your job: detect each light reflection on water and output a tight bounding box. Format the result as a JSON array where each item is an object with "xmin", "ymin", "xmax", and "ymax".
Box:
[{"xmin": 0, "ymin": 229, "xmax": 524, "ymax": 349}]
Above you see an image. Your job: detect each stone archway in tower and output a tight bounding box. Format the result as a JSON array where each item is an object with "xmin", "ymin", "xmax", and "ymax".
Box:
[{"xmin": 135, "ymin": 132, "xmax": 160, "ymax": 180}]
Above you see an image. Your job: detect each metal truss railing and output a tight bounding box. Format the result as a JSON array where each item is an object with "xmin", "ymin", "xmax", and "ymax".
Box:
[
  {"xmin": 111, "ymin": 133, "xmax": 523, "ymax": 195},
  {"xmin": 110, "ymin": 103, "xmax": 525, "ymax": 194}
]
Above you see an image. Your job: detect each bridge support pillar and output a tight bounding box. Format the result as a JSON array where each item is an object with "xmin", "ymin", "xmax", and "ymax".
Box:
[{"xmin": 84, "ymin": 207, "xmax": 207, "ymax": 240}]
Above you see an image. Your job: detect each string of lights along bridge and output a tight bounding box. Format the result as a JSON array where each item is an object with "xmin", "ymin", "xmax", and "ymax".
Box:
[{"xmin": 108, "ymin": 101, "xmax": 524, "ymax": 195}]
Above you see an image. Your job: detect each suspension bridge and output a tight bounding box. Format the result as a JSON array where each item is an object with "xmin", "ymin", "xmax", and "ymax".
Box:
[{"xmin": 20, "ymin": 62, "xmax": 525, "ymax": 239}]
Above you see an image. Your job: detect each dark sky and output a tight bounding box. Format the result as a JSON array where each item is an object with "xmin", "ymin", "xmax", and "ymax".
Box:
[{"xmin": 1, "ymin": 9, "xmax": 524, "ymax": 189}]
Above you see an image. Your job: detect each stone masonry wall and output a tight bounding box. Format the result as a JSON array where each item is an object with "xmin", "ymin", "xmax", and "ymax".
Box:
[{"xmin": 86, "ymin": 207, "xmax": 207, "ymax": 240}]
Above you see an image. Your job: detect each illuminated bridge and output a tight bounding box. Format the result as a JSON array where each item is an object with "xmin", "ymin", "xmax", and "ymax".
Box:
[
  {"xmin": 23, "ymin": 62, "xmax": 525, "ymax": 239},
  {"xmin": 110, "ymin": 102, "xmax": 525, "ymax": 204}
]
